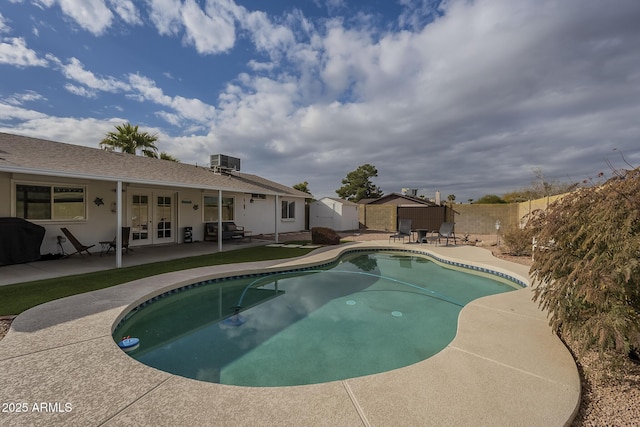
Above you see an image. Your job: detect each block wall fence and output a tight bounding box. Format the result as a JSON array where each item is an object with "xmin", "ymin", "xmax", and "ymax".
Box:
[{"xmin": 358, "ymin": 193, "xmax": 569, "ymax": 235}]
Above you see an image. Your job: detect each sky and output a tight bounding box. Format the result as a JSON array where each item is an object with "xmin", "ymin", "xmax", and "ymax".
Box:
[{"xmin": 1, "ymin": 0, "xmax": 640, "ymax": 202}]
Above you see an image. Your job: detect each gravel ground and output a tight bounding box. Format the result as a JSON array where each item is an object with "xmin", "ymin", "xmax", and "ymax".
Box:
[{"xmin": 1, "ymin": 231, "xmax": 638, "ymax": 426}]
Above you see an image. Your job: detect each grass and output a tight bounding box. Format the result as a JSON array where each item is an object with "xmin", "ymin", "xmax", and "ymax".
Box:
[{"xmin": 0, "ymin": 244, "xmax": 316, "ymax": 316}]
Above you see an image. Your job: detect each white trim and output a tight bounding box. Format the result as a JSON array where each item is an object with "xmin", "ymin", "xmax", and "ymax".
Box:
[{"xmin": 1, "ymin": 165, "xmax": 299, "ymax": 197}]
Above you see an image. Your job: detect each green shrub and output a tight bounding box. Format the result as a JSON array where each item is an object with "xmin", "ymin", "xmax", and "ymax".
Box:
[{"xmin": 311, "ymin": 227, "xmax": 341, "ymax": 245}]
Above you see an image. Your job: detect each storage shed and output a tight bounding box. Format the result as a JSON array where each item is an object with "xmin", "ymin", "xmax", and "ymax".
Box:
[{"xmin": 309, "ymin": 197, "xmax": 359, "ymax": 231}]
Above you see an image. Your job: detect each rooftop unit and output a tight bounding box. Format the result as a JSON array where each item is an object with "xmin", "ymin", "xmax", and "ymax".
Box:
[
  {"xmin": 401, "ymin": 188, "xmax": 418, "ymax": 197},
  {"xmin": 210, "ymin": 154, "xmax": 241, "ymax": 174}
]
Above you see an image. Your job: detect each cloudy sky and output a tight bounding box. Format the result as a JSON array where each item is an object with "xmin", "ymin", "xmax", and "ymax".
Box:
[{"xmin": 1, "ymin": 0, "xmax": 639, "ymax": 201}]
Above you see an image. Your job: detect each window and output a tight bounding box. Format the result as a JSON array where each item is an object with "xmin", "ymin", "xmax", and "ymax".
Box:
[
  {"xmin": 203, "ymin": 195, "xmax": 234, "ymax": 221},
  {"xmin": 15, "ymin": 184, "xmax": 86, "ymax": 220},
  {"xmin": 281, "ymin": 200, "xmax": 295, "ymax": 220}
]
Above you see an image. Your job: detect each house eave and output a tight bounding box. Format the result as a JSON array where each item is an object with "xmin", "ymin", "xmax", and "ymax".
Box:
[{"xmin": 0, "ymin": 165, "xmax": 303, "ymax": 197}]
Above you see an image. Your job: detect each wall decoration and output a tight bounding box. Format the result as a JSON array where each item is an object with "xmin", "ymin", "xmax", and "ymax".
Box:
[{"xmin": 94, "ymin": 197, "xmax": 104, "ymax": 206}]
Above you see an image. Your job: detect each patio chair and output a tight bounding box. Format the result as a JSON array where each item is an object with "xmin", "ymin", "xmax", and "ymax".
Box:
[
  {"xmin": 437, "ymin": 222, "xmax": 457, "ymax": 246},
  {"xmin": 389, "ymin": 219, "xmax": 412, "ymax": 243},
  {"xmin": 107, "ymin": 227, "xmax": 131, "ymax": 255},
  {"xmin": 60, "ymin": 227, "xmax": 95, "ymax": 256}
]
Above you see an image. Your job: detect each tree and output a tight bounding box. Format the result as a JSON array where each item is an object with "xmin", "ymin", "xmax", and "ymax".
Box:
[
  {"xmin": 159, "ymin": 152, "xmax": 180, "ymax": 162},
  {"xmin": 336, "ymin": 164, "xmax": 383, "ymax": 202},
  {"xmin": 475, "ymin": 194, "xmax": 506, "ymax": 204},
  {"xmin": 293, "ymin": 181, "xmax": 314, "ymax": 202},
  {"xmin": 503, "ymin": 168, "xmax": 579, "ymax": 202},
  {"xmin": 100, "ymin": 123, "xmax": 159, "ymax": 157},
  {"xmin": 529, "ymin": 166, "xmax": 640, "ymax": 367},
  {"xmin": 447, "ymin": 194, "xmax": 456, "ymax": 203},
  {"xmin": 293, "ymin": 181, "xmax": 311, "ymax": 195}
]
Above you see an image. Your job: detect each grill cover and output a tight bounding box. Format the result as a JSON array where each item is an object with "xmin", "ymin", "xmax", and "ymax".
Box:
[{"xmin": 0, "ymin": 217, "xmax": 46, "ymax": 266}]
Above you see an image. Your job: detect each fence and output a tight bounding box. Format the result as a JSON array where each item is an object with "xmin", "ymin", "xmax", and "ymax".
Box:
[{"xmin": 358, "ymin": 192, "xmax": 570, "ymax": 235}]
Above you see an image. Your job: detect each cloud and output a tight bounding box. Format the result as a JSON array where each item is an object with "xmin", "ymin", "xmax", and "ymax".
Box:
[
  {"xmin": 0, "ymin": 37, "xmax": 49, "ymax": 66},
  {"xmin": 241, "ymin": 10, "xmax": 296, "ymax": 58},
  {"xmin": 0, "ymin": 13, "xmax": 10, "ymax": 33},
  {"xmin": 59, "ymin": 57, "xmax": 130, "ymax": 93},
  {"xmin": 3, "ymin": 0, "xmax": 640, "ymax": 200},
  {"xmin": 0, "ymin": 102, "xmax": 48, "ymax": 121},
  {"xmin": 108, "ymin": 0, "xmax": 141, "ymax": 26},
  {"xmin": 55, "ymin": 0, "xmax": 114, "ymax": 35},
  {"xmin": 4, "ymin": 90, "xmax": 47, "ymax": 106},
  {"xmin": 147, "ymin": 0, "xmax": 183, "ymax": 35},
  {"xmin": 128, "ymin": 74, "xmax": 217, "ymax": 124},
  {"xmin": 181, "ymin": 0, "xmax": 238, "ymax": 54}
]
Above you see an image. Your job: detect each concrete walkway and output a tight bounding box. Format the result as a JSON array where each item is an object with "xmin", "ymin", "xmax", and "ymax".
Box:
[{"xmin": 0, "ymin": 242, "xmax": 580, "ymax": 426}]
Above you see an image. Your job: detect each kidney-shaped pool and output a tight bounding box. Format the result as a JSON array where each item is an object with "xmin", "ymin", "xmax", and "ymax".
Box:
[{"xmin": 113, "ymin": 250, "xmax": 523, "ymax": 387}]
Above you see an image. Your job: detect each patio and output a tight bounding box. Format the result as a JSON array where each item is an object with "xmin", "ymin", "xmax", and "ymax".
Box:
[
  {"xmin": 0, "ymin": 237, "xmax": 278, "ymax": 287},
  {"xmin": 0, "ymin": 241, "xmax": 580, "ymax": 426}
]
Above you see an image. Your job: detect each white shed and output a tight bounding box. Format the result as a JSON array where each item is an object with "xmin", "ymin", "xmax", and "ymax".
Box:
[{"xmin": 309, "ymin": 197, "xmax": 359, "ymax": 231}]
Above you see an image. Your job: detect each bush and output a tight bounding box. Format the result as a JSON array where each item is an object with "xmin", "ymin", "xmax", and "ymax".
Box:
[
  {"xmin": 502, "ymin": 213, "xmax": 542, "ymax": 256},
  {"xmin": 311, "ymin": 227, "xmax": 341, "ymax": 245},
  {"xmin": 502, "ymin": 227, "xmax": 534, "ymax": 256},
  {"xmin": 529, "ymin": 167, "xmax": 640, "ymax": 367}
]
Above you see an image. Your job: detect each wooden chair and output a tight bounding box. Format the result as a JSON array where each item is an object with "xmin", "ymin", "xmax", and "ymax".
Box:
[{"xmin": 60, "ymin": 228, "xmax": 95, "ymax": 256}]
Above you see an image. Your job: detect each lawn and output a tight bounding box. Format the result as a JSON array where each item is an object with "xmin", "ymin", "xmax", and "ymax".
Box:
[{"xmin": 0, "ymin": 244, "xmax": 316, "ymax": 316}]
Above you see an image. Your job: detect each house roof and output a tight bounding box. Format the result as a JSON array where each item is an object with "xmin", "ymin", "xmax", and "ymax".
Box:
[
  {"xmin": 0, "ymin": 132, "xmax": 308, "ymax": 197},
  {"xmin": 367, "ymin": 193, "xmax": 437, "ymax": 206}
]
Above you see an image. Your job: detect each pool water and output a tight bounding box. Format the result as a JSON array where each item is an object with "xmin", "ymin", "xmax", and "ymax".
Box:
[{"xmin": 113, "ymin": 251, "xmax": 519, "ymax": 387}]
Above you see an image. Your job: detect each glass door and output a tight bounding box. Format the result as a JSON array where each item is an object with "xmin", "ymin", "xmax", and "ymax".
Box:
[
  {"xmin": 155, "ymin": 194, "xmax": 174, "ymax": 244},
  {"xmin": 131, "ymin": 194, "xmax": 150, "ymax": 243},
  {"xmin": 129, "ymin": 191, "xmax": 175, "ymax": 245}
]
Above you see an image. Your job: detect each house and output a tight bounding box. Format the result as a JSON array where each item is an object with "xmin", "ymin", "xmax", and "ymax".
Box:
[
  {"xmin": 309, "ymin": 197, "xmax": 359, "ymax": 231},
  {"xmin": 0, "ymin": 133, "xmax": 308, "ymax": 266}
]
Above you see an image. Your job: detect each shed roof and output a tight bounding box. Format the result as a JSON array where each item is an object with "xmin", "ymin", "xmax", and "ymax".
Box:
[
  {"xmin": 0, "ymin": 132, "xmax": 308, "ymax": 197},
  {"xmin": 316, "ymin": 197, "xmax": 358, "ymax": 207},
  {"xmin": 367, "ymin": 193, "xmax": 437, "ymax": 206}
]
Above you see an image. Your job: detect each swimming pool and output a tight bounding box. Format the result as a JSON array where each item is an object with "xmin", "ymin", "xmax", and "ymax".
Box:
[{"xmin": 113, "ymin": 250, "xmax": 522, "ymax": 387}]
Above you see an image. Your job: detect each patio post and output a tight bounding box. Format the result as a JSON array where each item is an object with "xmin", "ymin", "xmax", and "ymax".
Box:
[
  {"xmin": 116, "ymin": 180, "xmax": 123, "ymax": 268},
  {"xmin": 275, "ymin": 194, "xmax": 279, "ymax": 244},
  {"xmin": 218, "ymin": 189, "xmax": 223, "ymax": 252}
]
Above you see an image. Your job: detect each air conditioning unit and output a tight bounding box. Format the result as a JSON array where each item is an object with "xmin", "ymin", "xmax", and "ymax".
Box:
[{"xmin": 210, "ymin": 154, "xmax": 241, "ymax": 172}]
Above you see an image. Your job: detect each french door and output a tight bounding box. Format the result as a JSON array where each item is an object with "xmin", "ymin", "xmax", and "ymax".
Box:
[{"xmin": 129, "ymin": 190, "xmax": 175, "ymax": 245}]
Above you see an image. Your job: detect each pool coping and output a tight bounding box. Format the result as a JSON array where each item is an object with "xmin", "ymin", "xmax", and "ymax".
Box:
[{"xmin": 0, "ymin": 242, "xmax": 581, "ymax": 426}]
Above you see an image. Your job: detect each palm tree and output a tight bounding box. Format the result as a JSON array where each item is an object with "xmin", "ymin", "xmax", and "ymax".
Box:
[{"xmin": 100, "ymin": 123, "xmax": 159, "ymax": 157}]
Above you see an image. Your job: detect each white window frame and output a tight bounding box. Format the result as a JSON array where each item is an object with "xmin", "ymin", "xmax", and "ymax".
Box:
[
  {"xmin": 203, "ymin": 194, "xmax": 235, "ymax": 222},
  {"xmin": 281, "ymin": 199, "xmax": 296, "ymax": 221}
]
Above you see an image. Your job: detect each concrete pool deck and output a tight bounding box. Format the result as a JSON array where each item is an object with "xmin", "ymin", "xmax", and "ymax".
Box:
[{"xmin": 0, "ymin": 242, "xmax": 580, "ymax": 426}]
